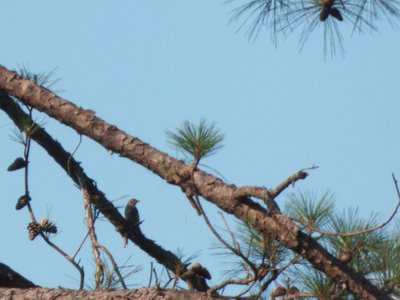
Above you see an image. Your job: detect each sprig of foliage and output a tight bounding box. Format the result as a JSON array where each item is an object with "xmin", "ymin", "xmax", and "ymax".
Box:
[
  {"xmin": 369, "ymin": 224, "xmax": 400, "ymax": 296},
  {"xmin": 86, "ymin": 257, "xmax": 141, "ymax": 290},
  {"xmin": 284, "ymin": 189, "xmax": 335, "ymax": 233},
  {"xmin": 16, "ymin": 65, "xmax": 60, "ymax": 90},
  {"xmin": 228, "ymin": 0, "xmax": 400, "ymax": 57},
  {"xmin": 166, "ymin": 119, "xmax": 225, "ymax": 167}
]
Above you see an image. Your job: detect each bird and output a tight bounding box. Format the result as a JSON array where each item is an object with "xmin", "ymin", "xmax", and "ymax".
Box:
[
  {"xmin": 125, "ymin": 199, "xmax": 140, "ymax": 225},
  {"xmin": 123, "ymin": 198, "xmax": 141, "ymax": 247}
]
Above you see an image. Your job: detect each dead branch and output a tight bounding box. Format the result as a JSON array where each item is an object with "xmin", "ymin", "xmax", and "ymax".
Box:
[
  {"xmin": 270, "ymin": 166, "xmax": 318, "ymax": 199},
  {"xmin": 80, "ymin": 185, "xmax": 104, "ymax": 289}
]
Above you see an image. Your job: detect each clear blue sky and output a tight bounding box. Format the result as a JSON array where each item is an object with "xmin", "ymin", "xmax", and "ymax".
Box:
[{"xmin": 0, "ymin": 0, "xmax": 399, "ymax": 292}]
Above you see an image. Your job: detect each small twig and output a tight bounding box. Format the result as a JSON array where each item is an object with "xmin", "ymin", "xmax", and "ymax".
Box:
[
  {"xmin": 218, "ymin": 212, "xmax": 241, "ymax": 252},
  {"xmin": 80, "ymin": 182, "xmax": 127, "ymax": 289},
  {"xmin": 291, "ymin": 175, "xmax": 400, "ymax": 237},
  {"xmin": 152, "ymin": 267, "xmax": 160, "ymax": 287},
  {"xmin": 253, "ymin": 255, "xmax": 302, "ymax": 298},
  {"xmin": 208, "ymin": 275, "xmax": 257, "ymax": 296},
  {"xmin": 67, "ymin": 134, "xmax": 82, "ymax": 176},
  {"xmin": 281, "ymin": 293, "xmax": 316, "ymax": 299},
  {"xmin": 219, "ymin": 212, "xmax": 252, "ymax": 275},
  {"xmin": 195, "ymin": 195, "xmax": 257, "ymax": 275},
  {"xmin": 39, "ymin": 231, "xmax": 85, "ymax": 289},
  {"xmin": 81, "ymin": 185, "xmax": 103, "ymax": 289},
  {"xmin": 233, "ymin": 280, "xmax": 257, "ymax": 298},
  {"xmin": 164, "ymin": 268, "xmax": 175, "ymax": 289},
  {"xmin": 95, "ymin": 241, "xmax": 127, "ymax": 289},
  {"xmin": 270, "ymin": 166, "xmax": 318, "ymax": 199},
  {"xmin": 147, "ymin": 262, "xmax": 154, "ymax": 288},
  {"xmin": 72, "ymin": 230, "xmax": 91, "ymax": 260}
]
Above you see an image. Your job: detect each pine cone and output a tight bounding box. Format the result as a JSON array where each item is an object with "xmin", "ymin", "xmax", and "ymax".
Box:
[
  {"xmin": 7, "ymin": 157, "xmax": 27, "ymax": 172},
  {"xmin": 271, "ymin": 286, "xmax": 287, "ymax": 299},
  {"xmin": 288, "ymin": 286, "xmax": 300, "ymax": 295},
  {"xmin": 330, "ymin": 8, "xmax": 343, "ymax": 21},
  {"xmin": 27, "ymin": 222, "xmax": 41, "ymax": 240},
  {"xmin": 16, "ymin": 195, "xmax": 31, "ymax": 210},
  {"xmin": 39, "ymin": 218, "xmax": 57, "ymax": 234},
  {"xmin": 319, "ymin": 6, "xmax": 331, "ymax": 21}
]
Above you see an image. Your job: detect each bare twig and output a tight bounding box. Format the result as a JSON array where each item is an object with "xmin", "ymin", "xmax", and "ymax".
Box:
[
  {"xmin": 147, "ymin": 262, "xmax": 154, "ymax": 288},
  {"xmin": 270, "ymin": 166, "xmax": 318, "ymax": 199},
  {"xmin": 72, "ymin": 230, "xmax": 91, "ymax": 260},
  {"xmin": 67, "ymin": 134, "xmax": 82, "ymax": 176},
  {"xmin": 253, "ymin": 255, "xmax": 302, "ymax": 298},
  {"xmin": 38, "ymin": 232, "xmax": 85, "ymax": 289},
  {"xmin": 208, "ymin": 276, "xmax": 257, "ymax": 298},
  {"xmin": 218, "ymin": 212, "xmax": 252, "ymax": 276},
  {"xmin": 95, "ymin": 242, "xmax": 127, "ymax": 289},
  {"xmin": 232, "ymin": 167, "xmax": 317, "ymax": 213},
  {"xmin": 281, "ymin": 293, "xmax": 316, "ymax": 299},
  {"xmin": 218, "ymin": 212, "xmax": 241, "ymax": 254},
  {"xmin": 80, "ymin": 179, "xmax": 127, "ymax": 289},
  {"xmin": 195, "ymin": 195, "xmax": 257, "ymax": 275},
  {"xmin": 80, "ymin": 185, "xmax": 103, "ymax": 289}
]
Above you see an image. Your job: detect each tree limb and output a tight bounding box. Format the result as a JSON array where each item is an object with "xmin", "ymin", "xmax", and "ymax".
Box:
[
  {"xmin": 0, "ymin": 66, "xmax": 391, "ymax": 300},
  {"xmin": 0, "ymin": 95, "xmax": 201, "ymax": 289}
]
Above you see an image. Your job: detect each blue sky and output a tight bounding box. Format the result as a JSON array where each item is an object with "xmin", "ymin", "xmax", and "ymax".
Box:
[{"xmin": 0, "ymin": 0, "xmax": 399, "ymax": 292}]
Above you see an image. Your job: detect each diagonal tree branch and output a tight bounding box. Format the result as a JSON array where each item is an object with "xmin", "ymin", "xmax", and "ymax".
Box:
[
  {"xmin": 0, "ymin": 94, "xmax": 198, "ymax": 288},
  {"xmin": 0, "ymin": 66, "xmax": 391, "ymax": 299}
]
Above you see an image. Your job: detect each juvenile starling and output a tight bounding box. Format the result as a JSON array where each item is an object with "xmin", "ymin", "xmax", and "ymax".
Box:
[
  {"xmin": 125, "ymin": 199, "xmax": 140, "ymax": 226},
  {"xmin": 123, "ymin": 199, "xmax": 140, "ymax": 247}
]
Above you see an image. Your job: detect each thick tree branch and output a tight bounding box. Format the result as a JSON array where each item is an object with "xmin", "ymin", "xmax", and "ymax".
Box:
[
  {"xmin": 0, "ymin": 287, "xmax": 224, "ymax": 300},
  {"xmin": 0, "ymin": 66, "xmax": 391, "ymax": 299},
  {"xmin": 0, "ymin": 264, "xmax": 37, "ymax": 288},
  {"xmin": 0, "ymin": 95, "xmax": 199, "ymax": 288}
]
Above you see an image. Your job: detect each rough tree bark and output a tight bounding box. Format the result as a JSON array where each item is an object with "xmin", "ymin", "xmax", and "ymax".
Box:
[
  {"xmin": 0, "ymin": 287, "xmax": 224, "ymax": 300},
  {"xmin": 0, "ymin": 66, "xmax": 391, "ymax": 299},
  {"xmin": 0, "ymin": 263, "xmax": 37, "ymax": 289}
]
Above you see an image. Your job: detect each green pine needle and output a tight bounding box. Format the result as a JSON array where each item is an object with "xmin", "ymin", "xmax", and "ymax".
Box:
[
  {"xmin": 166, "ymin": 119, "xmax": 225, "ymax": 165},
  {"xmin": 16, "ymin": 65, "xmax": 60, "ymax": 91}
]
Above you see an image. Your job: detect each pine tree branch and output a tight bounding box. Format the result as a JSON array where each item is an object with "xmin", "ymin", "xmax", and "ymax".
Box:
[
  {"xmin": 0, "ymin": 66, "xmax": 391, "ymax": 300},
  {"xmin": 0, "ymin": 94, "xmax": 199, "ymax": 289}
]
